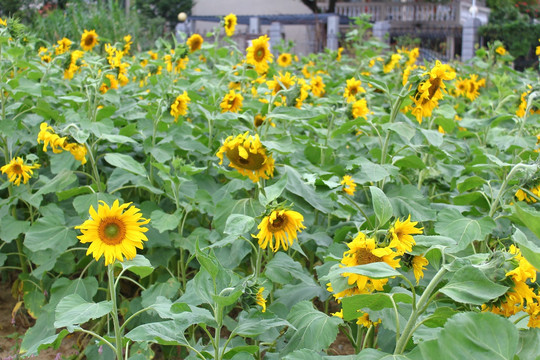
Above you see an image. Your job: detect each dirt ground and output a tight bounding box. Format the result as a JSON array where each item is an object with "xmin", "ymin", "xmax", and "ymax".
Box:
[{"xmin": 0, "ymin": 279, "xmax": 80, "ymax": 360}]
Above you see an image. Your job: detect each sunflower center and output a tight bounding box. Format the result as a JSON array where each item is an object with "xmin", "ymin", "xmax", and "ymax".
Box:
[
  {"xmin": 268, "ymin": 215, "xmax": 286, "ymax": 232},
  {"xmin": 98, "ymin": 217, "xmax": 127, "ymax": 245},
  {"xmin": 255, "ymin": 48, "xmax": 265, "ymax": 62},
  {"xmin": 355, "ymin": 248, "xmax": 382, "ymax": 265},
  {"xmin": 227, "ymin": 148, "xmax": 266, "ymax": 170},
  {"xmin": 11, "ymin": 164, "xmax": 23, "ymax": 174},
  {"xmin": 85, "ymin": 35, "xmax": 94, "ymax": 46},
  {"xmin": 350, "ymin": 86, "xmax": 358, "ymax": 95},
  {"xmin": 428, "ymin": 77, "xmax": 441, "ymax": 99}
]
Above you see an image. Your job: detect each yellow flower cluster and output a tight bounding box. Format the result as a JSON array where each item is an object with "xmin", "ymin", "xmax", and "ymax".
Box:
[
  {"xmin": 170, "ymin": 91, "xmax": 191, "ymax": 120},
  {"xmin": 64, "ymin": 50, "xmax": 84, "ymax": 80},
  {"xmin": 454, "ymin": 74, "xmax": 485, "ymax": 101},
  {"xmin": 38, "ymin": 47, "xmax": 52, "ymax": 63},
  {"xmin": 55, "ymin": 37, "xmax": 72, "ymax": 55},
  {"xmin": 341, "ymin": 175, "xmax": 357, "ymax": 196},
  {"xmin": 224, "ymin": 13, "xmax": 237, "ymax": 37},
  {"xmin": 482, "ymin": 245, "xmax": 540, "ymax": 327},
  {"xmin": 410, "ymin": 61, "xmax": 456, "ymax": 124},
  {"xmin": 515, "ymin": 184, "xmax": 540, "ymax": 203},
  {"xmin": 383, "ymin": 53, "xmax": 402, "ymax": 74},
  {"xmin": 37, "ymin": 122, "xmax": 87, "ymax": 165},
  {"xmin": 104, "ymin": 43, "xmax": 129, "ymax": 87},
  {"xmin": 516, "ymin": 91, "xmax": 530, "ymax": 118}
]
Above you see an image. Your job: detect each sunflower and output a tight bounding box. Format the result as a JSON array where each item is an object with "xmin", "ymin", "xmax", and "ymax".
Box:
[
  {"xmin": 340, "ymin": 233, "xmax": 400, "ymax": 292},
  {"xmin": 220, "ymin": 90, "xmax": 244, "ymax": 113},
  {"xmin": 63, "ymin": 143, "xmax": 88, "ymax": 165},
  {"xmin": 496, "ymin": 46, "xmax": 507, "ymax": 56},
  {"xmin": 55, "ymin": 37, "xmax": 72, "ymax": 55},
  {"xmin": 295, "ymin": 78, "xmax": 310, "ymax": 108},
  {"xmin": 383, "ymin": 53, "xmax": 401, "ymax": 73},
  {"xmin": 465, "ymin": 74, "xmax": 481, "ymax": 101},
  {"xmin": 352, "ymin": 98, "xmax": 369, "ymax": 119},
  {"xmin": 100, "ymin": 74, "xmax": 119, "ymax": 94},
  {"xmin": 412, "ymin": 255, "xmax": 429, "ymax": 284},
  {"xmin": 1, "ymin": 157, "xmax": 40, "ymax": 186},
  {"xmin": 388, "ymin": 215, "xmax": 423, "ymax": 255},
  {"xmin": 80, "ymin": 29, "xmax": 99, "ymax": 51},
  {"xmin": 516, "ymin": 91, "xmax": 529, "ymax": 118},
  {"xmin": 170, "ymin": 91, "xmax": 191, "ymax": 120},
  {"xmin": 255, "ymin": 287, "xmax": 267, "ymax": 312},
  {"xmin": 356, "ymin": 311, "xmax": 381, "ymax": 328},
  {"xmin": 454, "ymin": 77, "xmax": 469, "ymax": 97},
  {"xmin": 336, "ymin": 47, "xmax": 344, "ymax": 61},
  {"xmin": 216, "ymin": 131, "xmax": 275, "ymax": 182},
  {"xmin": 75, "ymin": 200, "xmax": 150, "ymax": 266},
  {"xmin": 253, "ymin": 209, "xmax": 305, "ymax": 252},
  {"xmin": 310, "ymin": 75, "xmax": 325, "ymax": 97},
  {"xmin": 122, "ymin": 34, "xmax": 133, "ymax": 55},
  {"xmin": 187, "ymin": 33, "xmax": 203, "ymax": 52},
  {"xmin": 246, "ymin": 35, "xmax": 273, "ymax": 74},
  {"xmin": 224, "ymin": 13, "xmax": 237, "ymax": 37},
  {"xmin": 37, "ymin": 122, "xmax": 67, "ymax": 154},
  {"xmin": 341, "ymin": 175, "xmax": 357, "ymax": 196},
  {"xmin": 267, "ymin": 72, "xmax": 296, "ymax": 96},
  {"xmin": 343, "ymin": 78, "xmax": 365, "ymax": 103},
  {"xmin": 277, "ymin": 53, "xmax": 292, "ymax": 67}
]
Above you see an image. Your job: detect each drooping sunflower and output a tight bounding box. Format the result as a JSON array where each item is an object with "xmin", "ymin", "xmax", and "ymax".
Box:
[
  {"xmin": 352, "ymin": 98, "xmax": 369, "ymax": 119},
  {"xmin": 388, "ymin": 215, "xmax": 423, "ymax": 255},
  {"xmin": 216, "ymin": 132, "xmax": 275, "ymax": 182},
  {"xmin": 246, "ymin": 35, "xmax": 273, "ymax": 74},
  {"xmin": 255, "ymin": 287, "xmax": 267, "ymax": 312},
  {"xmin": 341, "ymin": 175, "xmax": 357, "ymax": 196},
  {"xmin": 253, "ymin": 209, "xmax": 305, "ymax": 252},
  {"xmin": 75, "ymin": 200, "xmax": 150, "ymax": 266},
  {"xmin": 516, "ymin": 91, "xmax": 529, "ymax": 118},
  {"xmin": 63, "ymin": 143, "xmax": 88, "ymax": 165},
  {"xmin": 55, "ymin": 37, "xmax": 72, "ymax": 55},
  {"xmin": 80, "ymin": 29, "xmax": 99, "ymax": 51},
  {"xmin": 37, "ymin": 122, "xmax": 67, "ymax": 153},
  {"xmin": 267, "ymin": 72, "xmax": 296, "ymax": 96},
  {"xmin": 412, "ymin": 255, "xmax": 429, "ymax": 284},
  {"xmin": 310, "ymin": 75, "xmax": 325, "ymax": 97},
  {"xmin": 187, "ymin": 33, "xmax": 203, "ymax": 52},
  {"xmin": 220, "ymin": 90, "xmax": 244, "ymax": 113},
  {"xmin": 340, "ymin": 233, "xmax": 400, "ymax": 292},
  {"xmin": 1, "ymin": 157, "xmax": 40, "ymax": 186},
  {"xmin": 277, "ymin": 53, "xmax": 292, "ymax": 67},
  {"xmin": 170, "ymin": 91, "xmax": 191, "ymax": 120},
  {"xmin": 224, "ymin": 13, "xmax": 237, "ymax": 37},
  {"xmin": 343, "ymin": 77, "xmax": 366, "ymax": 103}
]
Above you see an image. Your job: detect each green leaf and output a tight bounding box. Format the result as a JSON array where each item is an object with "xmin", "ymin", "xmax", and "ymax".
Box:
[
  {"xmin": 421, "ymin": 307, "xmax": 458, "ymax": 328},
  {"xmin": 420, "ymin": 129, "xmax": 443, "ymax": 147},
  {"xmin": 341, "ymin": 293, "xmax": 413, "ymax": 321},
  {"xmin": 283, "ymin": 349, "xmax": 326, "ymax": 360},
  {"xmin": 125, "ymin": 320, "xmax": 189, "ymax": 346},
  {"xmin": 141, "ymin": 278, "xmax": 182, "ymax": 308},
  {"xmin": 259, "ymin": 174, "xmax": 288, "ymax": 206},
  {"xmin": 386, "ymin": 185, "xmax": 436, "ymax": 221},
  {"xmin": 394, "ymin": 155, "xmax": 426, "ymax": 170},
  {"xmin": 282, "ymin": 301, "xmax": 342, "ymax": 354},
  {"xmin": 513, "ymin": 202, "xmax": 540, "ymax": 240},
  {"xmin": 0, "ymin": 217, "xmax": 29, "ymax": 243},
  {"xmin": 370, "ymin": 186, "xmax": 393, "ymax": 227},
  {"xmin": 33, "ymin": 169, "xmax": 77, "ymax": 198},
  {"xmin": 54, "ymin": 294, "xmax": 112, "ymax": 331},
  {"xmin": 104, "ymin": 153, "xmax": 147, "ymax": 176},
  {"xmin": 517, "ymin": 328, "xmax": 540, "ymax": 360},
  {"xmin": 150, "ymin": 209, "xmax": 182, "ymax": 233},
  {"xmin": 24, "ymin": 217, "xmax": 77, "ymax": 252},
  {"xmin": 457, "ymin": 176, "xmax": 486, "ymax": 193},
  {"xmin": 435, "ymin": 209, "xmax": 496, "ymax": 252},
  {"xmin": 339, "ymin": 262, "xmax": 402, "ymax": 279},
  {"xmin": 224, "ymin": 214, "xmax": 255, "ymax": 235},
  {"xmin": 439, "ymin": 266, "xmax": 509, "ymax": 305},
  {"xmin": 357, "ymin": 348, "xmax": 412, "ymax": 360},
  {"xmin": 512, "ymin": 228, "xmax": 540, "ymax": 271},
  {"xmin": 408, "ymin": 312, "xmax": 518, "ymax": 360},
  {"xmin": 115, "ymin": 254, "xmax": 154, "ymax": 278},
  {"xmin": 283, "ymin": 165, "xmax": 333, "ymax": 213}
]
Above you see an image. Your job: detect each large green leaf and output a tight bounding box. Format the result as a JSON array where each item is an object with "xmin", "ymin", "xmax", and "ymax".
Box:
[
  {"xmin": 233, "ymin": 310, "xmax": 291, "ymax": 337},
  {"xmin": 283, "ymin": 165, "xmax": 333, "ymax": 213},
  {"xmin": 24, "ymin": 216, "xmax": 77, "ymax": 253},
  {"xmin": 370, "ymin": 186, "xmax": 393, "ymax": 227},
  {"xmin": 338, "ymin": 262, "xmax": 402, "ymax": 279},
  {"xmin": 104, "ymin": 153, "xmax": 148, "ymax": 176},
  {"xmin": 408, "ymin": 312, "xmax": 518, "ymax": 360},
  {"xmin": 512, "ymin": 228, "xmax": 540, "ymax": 271},
  {"xmin": 54, "ymin": 294, "xmax": 112, "ymax": 331},
  {"xmin": 342, "ymin": 293, "xmax": 413, "ymax": 321},
  {"xmin": 517, "ymin": 328, "xmax": 540, "ymax": 360},
  {"xmin": 259, "ymin": 174, "xmax": 288, "ymax": 206},
  {"xmin": 513, "ymin": 202, "xmax": 540, "ymax": 240},
  {"xmin": 282, "ymin": 301, "xmax": 342, "ymax": 354},
  {"xmin": 439, "ymin": 266, "xmax": 509, "ymax": 305},
  {"xmin": 125, "ymin": 320, "xmax": 189, "ymax": 346},
  {"xmin": 150, "ymin": 209, "xmax": 182, "ymax": 233},
  {"xmin": 115, "ymin": 254, "xmax": 154, "ymax": 278},
  {"xmin": 224, "ymin": 214, "xmax": 255, "ymax": 235},
  {"xmin": 435, "ymin": 209, "xmax": 496, "ymax": 252}
]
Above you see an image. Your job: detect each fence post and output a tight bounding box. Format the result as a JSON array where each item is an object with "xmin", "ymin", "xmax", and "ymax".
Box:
[
  {"xmin": 249, "ymin": 17, "xmax": 260, "ymax": 34},
  {"xmin": 327, "ymin": 15, "xmax": 340, "ymax": 50},
  {"xmin": 461, "ymin": 17, "xmax": 481, "ymax": 61},
  {"xmin": 373, "ymin": 21, "xmax": 390, "ymax": 43},
  {"xmin": 269, "ymin": 21, "xmax": 283, "ymax": 55}
]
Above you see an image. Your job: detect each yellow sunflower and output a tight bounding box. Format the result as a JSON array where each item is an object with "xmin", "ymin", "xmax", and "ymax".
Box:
[
  {"xmin": 465, "ymin": 74, "xmax": 481, "ymax": 101},
  {"xmin": 352, "ymin": 98, "xmax": 369, "ymax": 119},
  {"xmin": 255, "ymin": 287, "xmax": 267, "ymax": 312},
  {"xmin": 1, "ymin": 157, "xmax": 40, "ymax": 186},
  {"xmin": 277, "ymin": 53, "xmax": 292, "ymax": 67},
  {"xmin": 310, "ymin": 75, "xmax": 325, "ymax": 97},
  {"xmin": 170, "ymin": 91, "xmax": 191, "ymax": 120},
  {"xmin": 267, "ymin": 72, "xmax": 296, "ymax": 96},
  {"xmin": 454, "ymin": 77, "xmax": 469, "ymax": 97},
  {"xmin": 220, "ymin": 90, "xmax": 244, "ymax": 113},
  {"xmin": 224, "ymin": 13, "xmax": 237, "ymax": 37},
  {"xmin": 80, "ymin": 29, "xmax": 99, "ymax": 51},
  {"xmin": 496, "ymin": 46, "xmax": 507, "ymax": 56},
  {"xmin": 412, "ymin": 255, "xmax": 428, "ymax": 284},
  {"xmin": 75, "ymin": 200, "xmax": 150, "ymax": 266},
  {"xmin": 341, "ymin": 175, "xmax": 357, "ymax": 196},
  {"xmin": 340, "ymin": 233, "xmax": 400, "ymax": 292},
  {"xmin": 63, "ymin": 143, "xmax": 88, "ymax": 165},
  {"xmin": 516, "ymin": 91, "xmax": 529, "ymax": 118},
  {"xmin": 246, "ymin": 35, "xmax": 273, "ymax": 74},
  {"xmin": 216, "ymin": 131, "xmax": 275, "ymax": 182},
  {"xmin": 187, "ymin": 33, "xmax": 203, "ymax": 52},
  {"xmin": 55, "ymin": 37, "xmax": 72, "ymax": 55},
  {"xmin": 388, "ymin": 215, "xmax": 423, "ymax": 255},
  {"xmin": 253, "ymin": 209, "xmax": 305, "ymax": 252},
  {"xmin": 336, "ymin": 47, "xmax": 344, "ymax": 61},
  {"xmin": 356, "ymin": 311, "xmax": 381, "ymax": 328},
  {"xmin": 343, "ymin": 78, "xmax": 366, "ymax": 103},
  {"xmin": 37, "ymin": 122, "xmax": 67, "ymax": 154}
]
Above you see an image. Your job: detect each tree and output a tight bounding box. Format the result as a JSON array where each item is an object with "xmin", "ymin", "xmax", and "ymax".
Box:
[{"xmin": 299, "ymin": 0, "xmax": 338, "ymax": 13}]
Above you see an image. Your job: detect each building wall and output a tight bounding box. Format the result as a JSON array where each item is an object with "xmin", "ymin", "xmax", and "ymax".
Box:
[{"xmin": 191, "ymin": 0, "xmax": 316, "ymax": 55}]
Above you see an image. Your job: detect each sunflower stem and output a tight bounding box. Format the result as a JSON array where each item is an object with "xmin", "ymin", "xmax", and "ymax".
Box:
[{"xmin": 108, "ymin": 264, "xmax": 125, "ymax": 360}]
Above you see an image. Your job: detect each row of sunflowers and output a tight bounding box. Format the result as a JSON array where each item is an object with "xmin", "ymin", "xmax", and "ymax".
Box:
[{"xmin": 0, "ymin": 13, "xmax": 540, "ymax": 359}]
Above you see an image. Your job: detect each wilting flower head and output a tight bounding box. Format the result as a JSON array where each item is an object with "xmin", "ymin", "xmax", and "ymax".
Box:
[
  {"xmin": 224, "ymin": 14, "xmax": 237, "ymax": 37},
  {"xmin": 170, "ymin": 91, "xmax": 191, "ymax": 120},
  {"xmin": 1, "ymin": 157, "xmax": 40, "ymax": 186},
  {"xmin": 253, "ymin": 209, "xmax": 305, "ymax": 252},
  {"xmin": 216, "ymin": 132, "xmax": 275, "ymax": 182},
  {"xmin": 75, "ymin": 200, "xmax": 150, "ymax": 266},
  {"xmin": 187, "ymin": 33, "xmax": 203, "ymax": 52},
  {"xmin": 412, "ymin": 255, "xmax": 429, "ymax": 284},
  {"xmin": 388, "ymin": 215, "xmax": 423, "ymax": 255},
  {"xmin": 80, "ymin": 29, "xmax": 99, "ymax": 51},
  {"xmin": 220, "ymin": 90, "xmax": 244, "ymax": 113},
  {"xmin": 255, "ymin": 287, "xmax": 266, "ymax": 312}
]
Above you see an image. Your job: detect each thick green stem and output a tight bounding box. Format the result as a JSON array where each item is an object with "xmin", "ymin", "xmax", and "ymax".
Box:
[
  {"xmin": 394, "ymin": 267, "xmax": 447, "ymax": 354},
  {"xmin": 489, "ymin": 163, "xmax": 534, "ymax": 218},
  {"xmin": 108, "ymin": 265, "xmax": 124, "ymax": 360}
]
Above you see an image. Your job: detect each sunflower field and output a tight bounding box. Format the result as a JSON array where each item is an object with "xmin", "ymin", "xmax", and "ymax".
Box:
[{"xmin": 1, "ymin": 13, "xmax": 540, "ymax": 360}]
